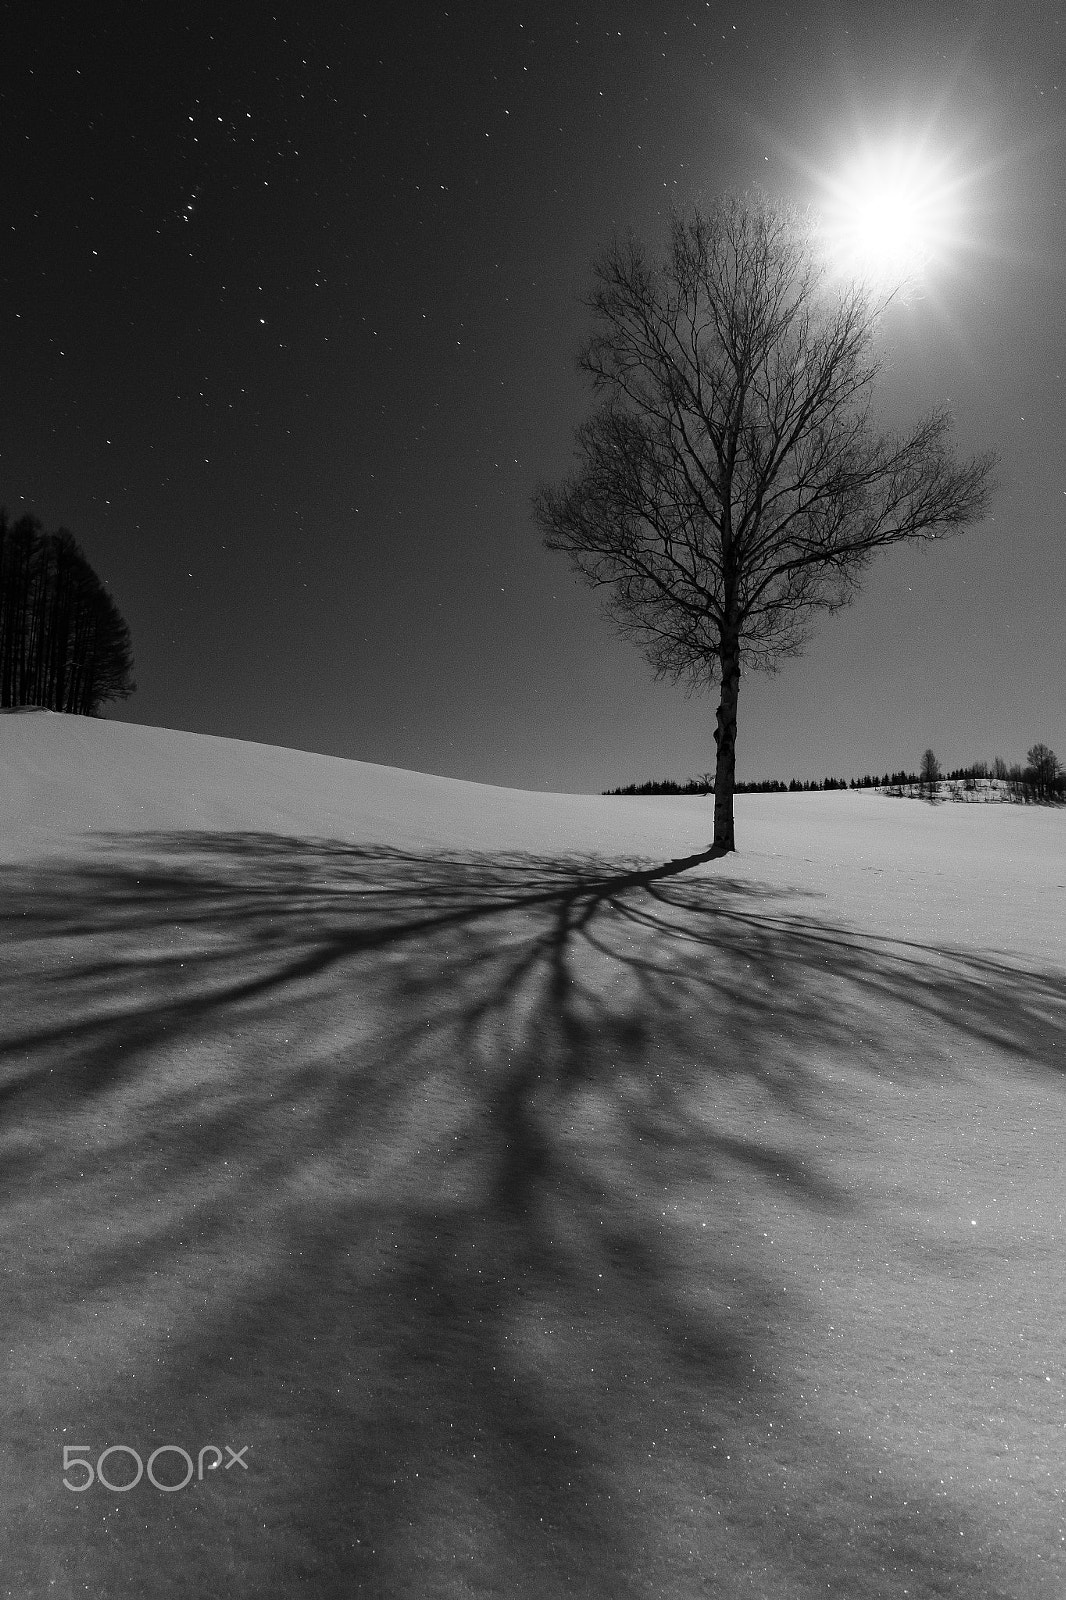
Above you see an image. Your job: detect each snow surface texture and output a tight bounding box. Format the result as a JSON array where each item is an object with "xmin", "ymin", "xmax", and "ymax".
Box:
[{"xmin": 2, "ymin": 713, "xmax": 1064, "ymax": 1599}]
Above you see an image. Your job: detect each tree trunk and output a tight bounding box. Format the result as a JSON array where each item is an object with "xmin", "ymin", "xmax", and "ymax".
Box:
[{"xmin": 712, "ymin": 629, "xmax": 741, "ymax": 852}]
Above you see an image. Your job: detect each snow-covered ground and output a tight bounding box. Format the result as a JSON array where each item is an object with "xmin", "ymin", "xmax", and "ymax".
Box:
[
  {"xmin": 886, "ymin": 777, "xmax": 1018, "ymax": 801},
  {"xmin": 2, "ymin": 709, "xmax": 1062, "ymax": 961},
  {"xmin": 2, "ymin": 711, "xmax": 1064, "ymax": 1599}
]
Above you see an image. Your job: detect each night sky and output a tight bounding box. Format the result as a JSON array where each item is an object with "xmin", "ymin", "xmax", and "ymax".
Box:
[{"xmin": 3, "ymin": 2, "xmax": 1063, "ymax": 792}]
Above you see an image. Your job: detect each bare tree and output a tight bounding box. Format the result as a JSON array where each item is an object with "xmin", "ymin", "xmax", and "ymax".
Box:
[
  {"xmin": 533, "ymin": 195, "xmax": 996, "ymax": 851},
  {"xmin": 919, "ymin": 748, "xmax": 941, "ymax": 796},
  {"xmin": 1025, "ymin": 743, "xmax": 1060, "ymax": 799}
]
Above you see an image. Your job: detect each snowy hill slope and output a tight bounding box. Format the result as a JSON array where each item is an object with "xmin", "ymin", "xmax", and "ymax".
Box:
[
  {"xmin": 2, "ymin": 712, "xmax": 1065, "ymax": 1598},
  {"xmin": 1, "ymin": 710, "xmax": 1062, "ymax": 960}
]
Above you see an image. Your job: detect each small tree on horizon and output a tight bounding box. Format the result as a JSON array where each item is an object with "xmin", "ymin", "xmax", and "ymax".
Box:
[
  {"xmin": 919, "ymin": 747, "xmax": 941, "ymax": 796},
  {"xmin": 533, "ymin": 194, "xmax": 996, "ymax": 852},
  {"xmin": 1026, "ymin": 742, "xmax": 1060, "ymax": 799}
]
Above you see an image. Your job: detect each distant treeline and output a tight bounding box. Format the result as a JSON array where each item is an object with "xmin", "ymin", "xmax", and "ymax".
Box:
[
  {"xmin": 605, "ymin": 758, "xmax": 1065, "ymax": 801},
  {"xmin": 605, "ymin": 772, "xmax": 919, "ymax": 796},
  {"xmin": 0, "ymin": 509, "xmax": 134, "ymax": 715}
]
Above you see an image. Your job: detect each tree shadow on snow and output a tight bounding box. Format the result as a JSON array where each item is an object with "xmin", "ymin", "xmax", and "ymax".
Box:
[{"xmin": 1, "ymin": 832, "xmax": 1064, "ymax": 1599}]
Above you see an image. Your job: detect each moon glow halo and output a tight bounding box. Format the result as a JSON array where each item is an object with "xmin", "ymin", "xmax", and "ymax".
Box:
[{"xmin": 820, "ymin": 142, "xmax": 965, "ymax": 291}]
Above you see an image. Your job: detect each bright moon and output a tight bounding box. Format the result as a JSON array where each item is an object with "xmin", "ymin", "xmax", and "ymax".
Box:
[{"xmin": 820, "ymin": 142, "xmax": 963, "ymax": 290}]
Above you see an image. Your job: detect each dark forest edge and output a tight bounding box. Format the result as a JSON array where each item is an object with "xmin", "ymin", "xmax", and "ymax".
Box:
[{"xmin": 0, "ymin": 507, "xmax": 134, "ymax": 715}]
